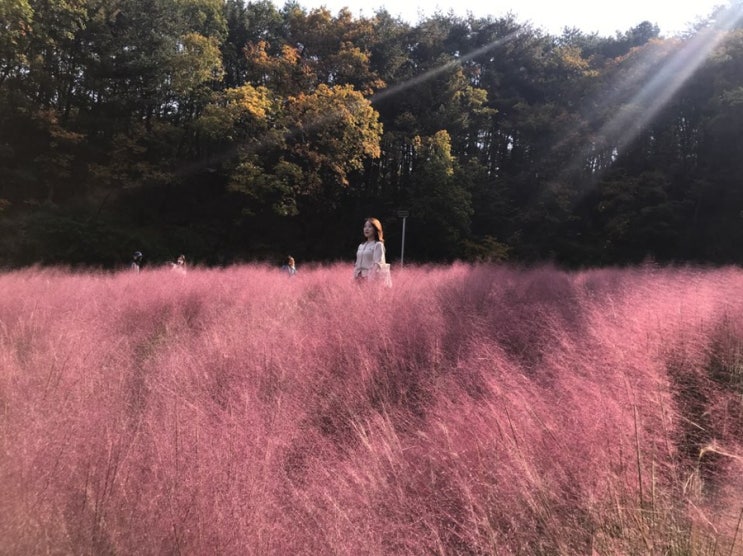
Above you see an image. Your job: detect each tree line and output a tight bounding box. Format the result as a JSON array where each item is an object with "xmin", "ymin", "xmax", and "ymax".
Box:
[{"xmin": 1, "ymin": 0, "xmax": 743, "ymax": 268}]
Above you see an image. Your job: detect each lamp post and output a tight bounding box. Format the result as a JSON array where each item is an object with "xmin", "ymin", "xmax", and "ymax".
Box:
[{"xmin": 397, "ymin": 210, "xmax": 409, "ymax": 267}]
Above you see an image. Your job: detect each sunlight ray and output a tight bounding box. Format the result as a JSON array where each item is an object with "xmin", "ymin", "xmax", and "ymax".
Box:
[
  {"xmin": 191, "ymin": 29, "xmax": 524, "ymax": 177},
  {"xmin": 583, "ymin": 4, "xmax": 743, "ymax": 171},
  {"xmin": 369, "ymin": 29, "xmax": 523, "ymax": 105}
]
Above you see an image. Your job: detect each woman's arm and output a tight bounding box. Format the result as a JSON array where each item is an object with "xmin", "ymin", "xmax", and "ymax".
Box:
[
  {"xmin": 354, "ymin": 244, "xmax": 363, "ymax": 277},
  {"xmin": 373, "ymin": 242, "xmax": 385, "ymax": 266}
]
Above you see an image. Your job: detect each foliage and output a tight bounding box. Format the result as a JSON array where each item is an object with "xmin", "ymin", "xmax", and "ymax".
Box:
[
  {"xmin": 2, "ymin": 1, "xmax": 743, "ymax": 265},
  {"xmin": 203, "ymin": 81, "xmax": 383, "ymax": 216},
  {"xmin": 406, "ymin": 130, "xmax": 472, "ymax": 260}
]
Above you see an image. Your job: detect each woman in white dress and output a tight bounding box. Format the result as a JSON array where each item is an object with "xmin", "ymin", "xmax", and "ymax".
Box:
[{"xmin": 354, "ymin": 217, "xmax": 391, "ymax": 286}]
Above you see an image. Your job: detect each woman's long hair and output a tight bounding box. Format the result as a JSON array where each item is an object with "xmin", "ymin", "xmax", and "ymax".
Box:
[{"xmin": 366, "ymin": 217, "xmax": 384, "ymax": 242}]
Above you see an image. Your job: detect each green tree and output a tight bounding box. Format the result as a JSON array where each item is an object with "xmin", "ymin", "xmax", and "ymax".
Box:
[
  {"xmin": 221, "ymin": 0, "xmax": 286, "ymax": 88},
  {"xmin": 406, "ymin": 130, "xmax": 472, "ymax": 260},
  {"xmin": 0, "ymin": 0, "xmax": 33, "ymax": 86}
]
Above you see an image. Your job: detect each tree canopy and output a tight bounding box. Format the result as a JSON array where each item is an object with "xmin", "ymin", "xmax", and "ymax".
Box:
[{"xmin": 1, "ymin": 0, "xmax": 743, "ymax": 267}]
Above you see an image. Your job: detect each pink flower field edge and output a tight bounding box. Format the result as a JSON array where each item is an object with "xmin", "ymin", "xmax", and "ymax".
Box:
[{"xmin": 1, "ymin": 263, "xmax": 742, "ymax": 555}]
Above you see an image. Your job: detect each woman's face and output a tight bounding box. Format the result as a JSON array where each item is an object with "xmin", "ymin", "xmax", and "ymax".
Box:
[{"xmin": 363, "ymin": 220, "xmax": 375, "ymax": 240}]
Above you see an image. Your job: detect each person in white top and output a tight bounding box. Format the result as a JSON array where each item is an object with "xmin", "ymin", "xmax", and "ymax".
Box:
[
  {"xmin": 354, "ymin": 217, "xmax": 391, "ymax": 286},
  {"xmin": 170, "ymin": 254, "xmax": 187, "ymax": 274},
  {"xmin": 281, "ymin": 255, "xmax": 297, "ymax": 276},
  {"xmin": 131, "ymin": 251, "xmax": 143, "ymax": 272}
]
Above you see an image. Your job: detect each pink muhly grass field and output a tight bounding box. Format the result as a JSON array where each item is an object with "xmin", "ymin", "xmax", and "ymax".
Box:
[{"xmin": 1, "ymin": 263, "xmax": 742, "ymax": 554}]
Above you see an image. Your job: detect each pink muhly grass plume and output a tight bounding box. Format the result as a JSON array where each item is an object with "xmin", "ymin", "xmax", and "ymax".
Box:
[{"xmin": 0, "ymin": 263, "xmax": 742, "ymax": 554}]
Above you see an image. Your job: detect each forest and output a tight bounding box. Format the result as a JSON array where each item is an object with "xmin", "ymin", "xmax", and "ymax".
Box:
[{"xmin": 2, "ymin": 0, "xmax": 743, "ymax": 268}]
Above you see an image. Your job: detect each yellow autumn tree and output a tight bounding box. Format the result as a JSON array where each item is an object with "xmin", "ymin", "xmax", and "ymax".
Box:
[{"xmin": 285, "ymin": 83, "xmax": 382, "ymax": 189}]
